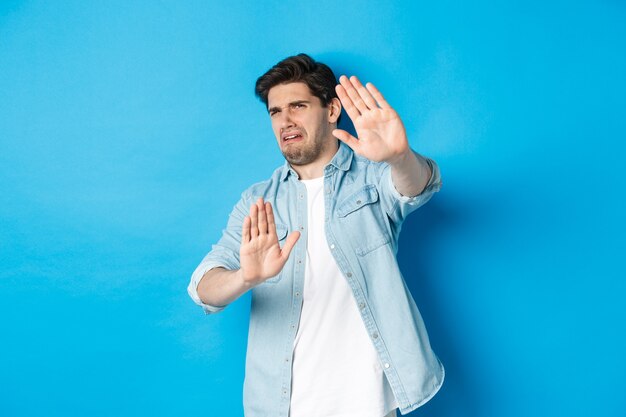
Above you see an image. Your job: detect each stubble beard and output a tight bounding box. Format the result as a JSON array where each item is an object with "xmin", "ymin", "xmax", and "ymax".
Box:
[{"xmin": 281, "ymin": 135, "xmax": 325, "ymax": 166}]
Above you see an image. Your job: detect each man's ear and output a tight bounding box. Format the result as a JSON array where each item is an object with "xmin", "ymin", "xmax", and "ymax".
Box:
[{"xmin": 328, "ymin": 97, "xmax": 341, "ymax": 124}]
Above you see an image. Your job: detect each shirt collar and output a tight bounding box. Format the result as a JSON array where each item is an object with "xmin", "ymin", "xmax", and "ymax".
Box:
[{"xmin": 279, "ymin": 141, "xmax": 354, "ymax": 182}]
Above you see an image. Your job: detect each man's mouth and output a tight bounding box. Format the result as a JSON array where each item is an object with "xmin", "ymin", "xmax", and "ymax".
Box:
[{"xmin": 282, "ymin": 132, "xmax": 303, "ymax": 143}]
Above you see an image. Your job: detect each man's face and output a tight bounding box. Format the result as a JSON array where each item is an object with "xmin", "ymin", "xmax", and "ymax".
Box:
[{"xmin": 267, "ymin": 82, "xmax": 338, "ymax": 166}]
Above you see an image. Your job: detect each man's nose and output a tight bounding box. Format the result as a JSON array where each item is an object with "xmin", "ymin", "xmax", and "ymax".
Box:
[{"xmin": 277, "ymin": 109, "xmax": 295, "ymax": 128}]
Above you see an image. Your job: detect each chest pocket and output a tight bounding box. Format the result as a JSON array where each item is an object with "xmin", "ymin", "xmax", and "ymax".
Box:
[
  {"xmin": 336, "ymin": 184, "xmax": 390, "ymax": 256},
  {"xmin": 337, "ymin": 184, "xmax": 379, "ymax": 217},
  {"xmin": 264, "ymin": 223, "xmax": 288, "ymax": 284}
]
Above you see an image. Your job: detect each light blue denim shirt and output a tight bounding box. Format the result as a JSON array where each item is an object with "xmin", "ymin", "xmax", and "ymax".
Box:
[{"xmin": 188, "ymin": 142, "xmax": 445, "ymax": 416}]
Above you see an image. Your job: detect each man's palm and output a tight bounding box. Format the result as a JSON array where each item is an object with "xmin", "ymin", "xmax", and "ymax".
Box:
[
  {"xmin": 240, "ymin": 199, "xmax": 300, "ymax": 286},
  {"xmin": 333, "ymin": 75, "xmax": 410, "ymax": 164}
]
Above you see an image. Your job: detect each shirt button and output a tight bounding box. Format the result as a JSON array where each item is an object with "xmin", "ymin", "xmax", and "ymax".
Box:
[
  {"xmin": 299, "ymin": 194, "xmax": 303, "ymax": 199},
  {"xmin": 359, "ymin": 302, "xmax": 365, "ymax": 309},
  {"xmin": 295, "ymin": 292, "xmax": 300, "ymax": 297},
  {"xmin": 384, "ymin": 363, "xmax": 390, "ymax": 369},
  {"xmin": 356, "ymin": 199, "xmax": 362, "ymax": 204},
  {"xmin": 330, "ymin": 244, "xmax": 335, "ymax": 249},
  {"xmin": 346, "ymin": 272, "xmax": 352, "ymax": 278},
  {"xmin": 373, "ymin": 332, "xmax": 379, "ymax": 339},
  {"xmin": 300, "ymin": 225, "xmax": 304, "ymax": 230}
]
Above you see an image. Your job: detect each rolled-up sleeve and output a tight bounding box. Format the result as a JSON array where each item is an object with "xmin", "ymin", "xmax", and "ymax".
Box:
[
  {"xmin": 187, "ymin": 192, "xmax": 249, "ymax": 315},
  {"xmin": 378, "ymin": 153, "xmax": 442, "ymax": 226}
]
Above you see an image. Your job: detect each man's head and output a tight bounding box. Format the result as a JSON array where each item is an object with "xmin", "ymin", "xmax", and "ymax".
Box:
[{"xmin": 255, "ymin": 54, "xmax": 341, "ymax": 166}]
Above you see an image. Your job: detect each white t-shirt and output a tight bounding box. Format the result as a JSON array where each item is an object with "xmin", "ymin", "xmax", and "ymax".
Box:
[{"xmin": 289, "ymin": 177, "xmax": 397, "ymax": 417}]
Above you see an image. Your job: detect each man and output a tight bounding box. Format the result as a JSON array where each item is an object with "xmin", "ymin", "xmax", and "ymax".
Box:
[{"xmin": 188, "ymin": 54, "xmax": 444, "ymax": 417}]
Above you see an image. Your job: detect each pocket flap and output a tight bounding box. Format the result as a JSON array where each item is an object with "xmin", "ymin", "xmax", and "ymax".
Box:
[
  {"xmin": 337, "ymin": 184, "xmax": 379, "ymax": 218},
  {"xmin": 274, "ymin": 223, "xmax": 288, "ymax": 240}
]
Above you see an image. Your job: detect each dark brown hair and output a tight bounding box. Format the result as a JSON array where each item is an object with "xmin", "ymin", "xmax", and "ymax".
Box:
[{"xmin": 255, "ymin": 53, "xmax": 339, "ymax": 112}]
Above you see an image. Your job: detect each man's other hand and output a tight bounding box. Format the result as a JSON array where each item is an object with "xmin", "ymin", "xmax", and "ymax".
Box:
[
  {"xmin": 333, "ymin": 75, "xmax": 411, "ymax": 165},
  {"xmin": 240, "ymin": 197, "xmax": 300, "ymax": 287}
]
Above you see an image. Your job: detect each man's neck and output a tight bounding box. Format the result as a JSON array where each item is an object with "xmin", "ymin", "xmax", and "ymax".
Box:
[{"xmin": 291, "ymin": 139, "xmax": 339, "ymax": 180}]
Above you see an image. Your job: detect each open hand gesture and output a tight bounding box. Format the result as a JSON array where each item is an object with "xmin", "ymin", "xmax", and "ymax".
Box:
[
  {"xmin": 334, "ymin": 75, "xmax": 410, "ymax": 164},
  {"xmin": 240, "ymin": 198, "xmax": 300, "ymax": 287}
]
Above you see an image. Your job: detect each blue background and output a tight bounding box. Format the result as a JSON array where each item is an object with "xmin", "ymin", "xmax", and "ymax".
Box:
[{"xmin": 1, "ymin": 1, "xmax": 625, "ymax": 416}]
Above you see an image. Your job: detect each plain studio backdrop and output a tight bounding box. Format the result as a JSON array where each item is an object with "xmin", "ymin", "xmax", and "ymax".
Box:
[{"xmin": 1, "ymin": 1, "xmax": 624, "ymax": 416}]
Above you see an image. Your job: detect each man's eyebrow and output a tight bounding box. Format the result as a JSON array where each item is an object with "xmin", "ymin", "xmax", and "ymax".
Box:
[{"xmin": 267, "ymin": 100, "xmax": 311, "ymax": 113}]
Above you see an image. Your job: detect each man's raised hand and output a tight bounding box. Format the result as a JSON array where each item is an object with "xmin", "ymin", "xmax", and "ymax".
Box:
[
  {"xmin": 333, "ymin": 75, "xmax": 410, "ymax": 164},
  {"xmin": 240, "ymin": 197, "xmax": 300, "ymax": 287}
]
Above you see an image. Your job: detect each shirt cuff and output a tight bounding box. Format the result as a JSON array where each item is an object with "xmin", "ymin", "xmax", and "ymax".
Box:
[
  {"xmin": 388, "ymin": 156, "xmax": 442, "ymax": 202},
  {"xmin": 187, "ymin": 262, "xmax": 229, "ymax": 315}
]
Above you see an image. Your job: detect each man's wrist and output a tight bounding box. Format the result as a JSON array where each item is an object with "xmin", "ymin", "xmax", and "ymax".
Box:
[
  {"xmin": 237, "ymin": 268, "xmax": 253, "ymax": 290},
  {"xmin": 387, "ymin": 148, "xmax": 414, "ymax": 168}
]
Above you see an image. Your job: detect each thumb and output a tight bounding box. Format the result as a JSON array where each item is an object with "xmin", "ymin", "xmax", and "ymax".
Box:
[
  {"xmin": 280, "ymin": 231, "xmax": 300, "ymax": 260},
  {"xmin": 333, "ymin": 129, "xmax": 360, "ymax": 151}
]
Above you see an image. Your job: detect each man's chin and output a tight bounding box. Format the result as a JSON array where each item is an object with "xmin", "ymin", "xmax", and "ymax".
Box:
[
  {"xmin": 282, "ymin": 149, "xmax": 315, "ymax": 166},
  {"xmin": 283, "ymin": 153, "xmax": 306, "ymax": 166}
]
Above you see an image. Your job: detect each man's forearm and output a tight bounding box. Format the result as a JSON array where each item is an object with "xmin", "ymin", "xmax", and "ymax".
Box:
[
  {"xmin": 390, "ymin": 149, "xmax": 432, "ymax": 197},
  {"xmin": 197, "ymin": 267, "xmax": 251, "ymax": 308}
]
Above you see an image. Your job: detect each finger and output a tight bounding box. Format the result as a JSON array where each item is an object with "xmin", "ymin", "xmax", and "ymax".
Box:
[
  {"xmin": 333, "ymin": 129, "xmax": 360, "ymax": 152},
  {"xmin": 335, "ymin": 84, "xmax": 361, "ymax": 122},
  {"xmin": 242, "ymin": 216, "xmax": 251, "ymax": 244},
  {"xmin": 280, "ymin": 231, "xmax": 301, "ymax": 260},
  {"xmin": 256, "ymin": 197, "xmax": 268, "ymax": 234},
  {"xmin": 340, "ymin": 75, "xmax": 370, "ymax": 114},
  {"xmin": 350, "ymin": 75, "xmax": 378, "ymax": 110},
  {"xmin": 365, "ymin": 82, "xmax": 390, "ymax": 109},
  {"xmin": 265, "ymin": 202, "xmax": 277, "ymax": 239},
  {"xmin": 249, "ymin": 203, "xmax": 259, "ymax": 238}
]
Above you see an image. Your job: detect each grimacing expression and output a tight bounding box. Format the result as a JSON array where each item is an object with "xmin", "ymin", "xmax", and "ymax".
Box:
[{"xmin": 267, "ymin": 82, "xmax": 338, "ymax": 166}]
